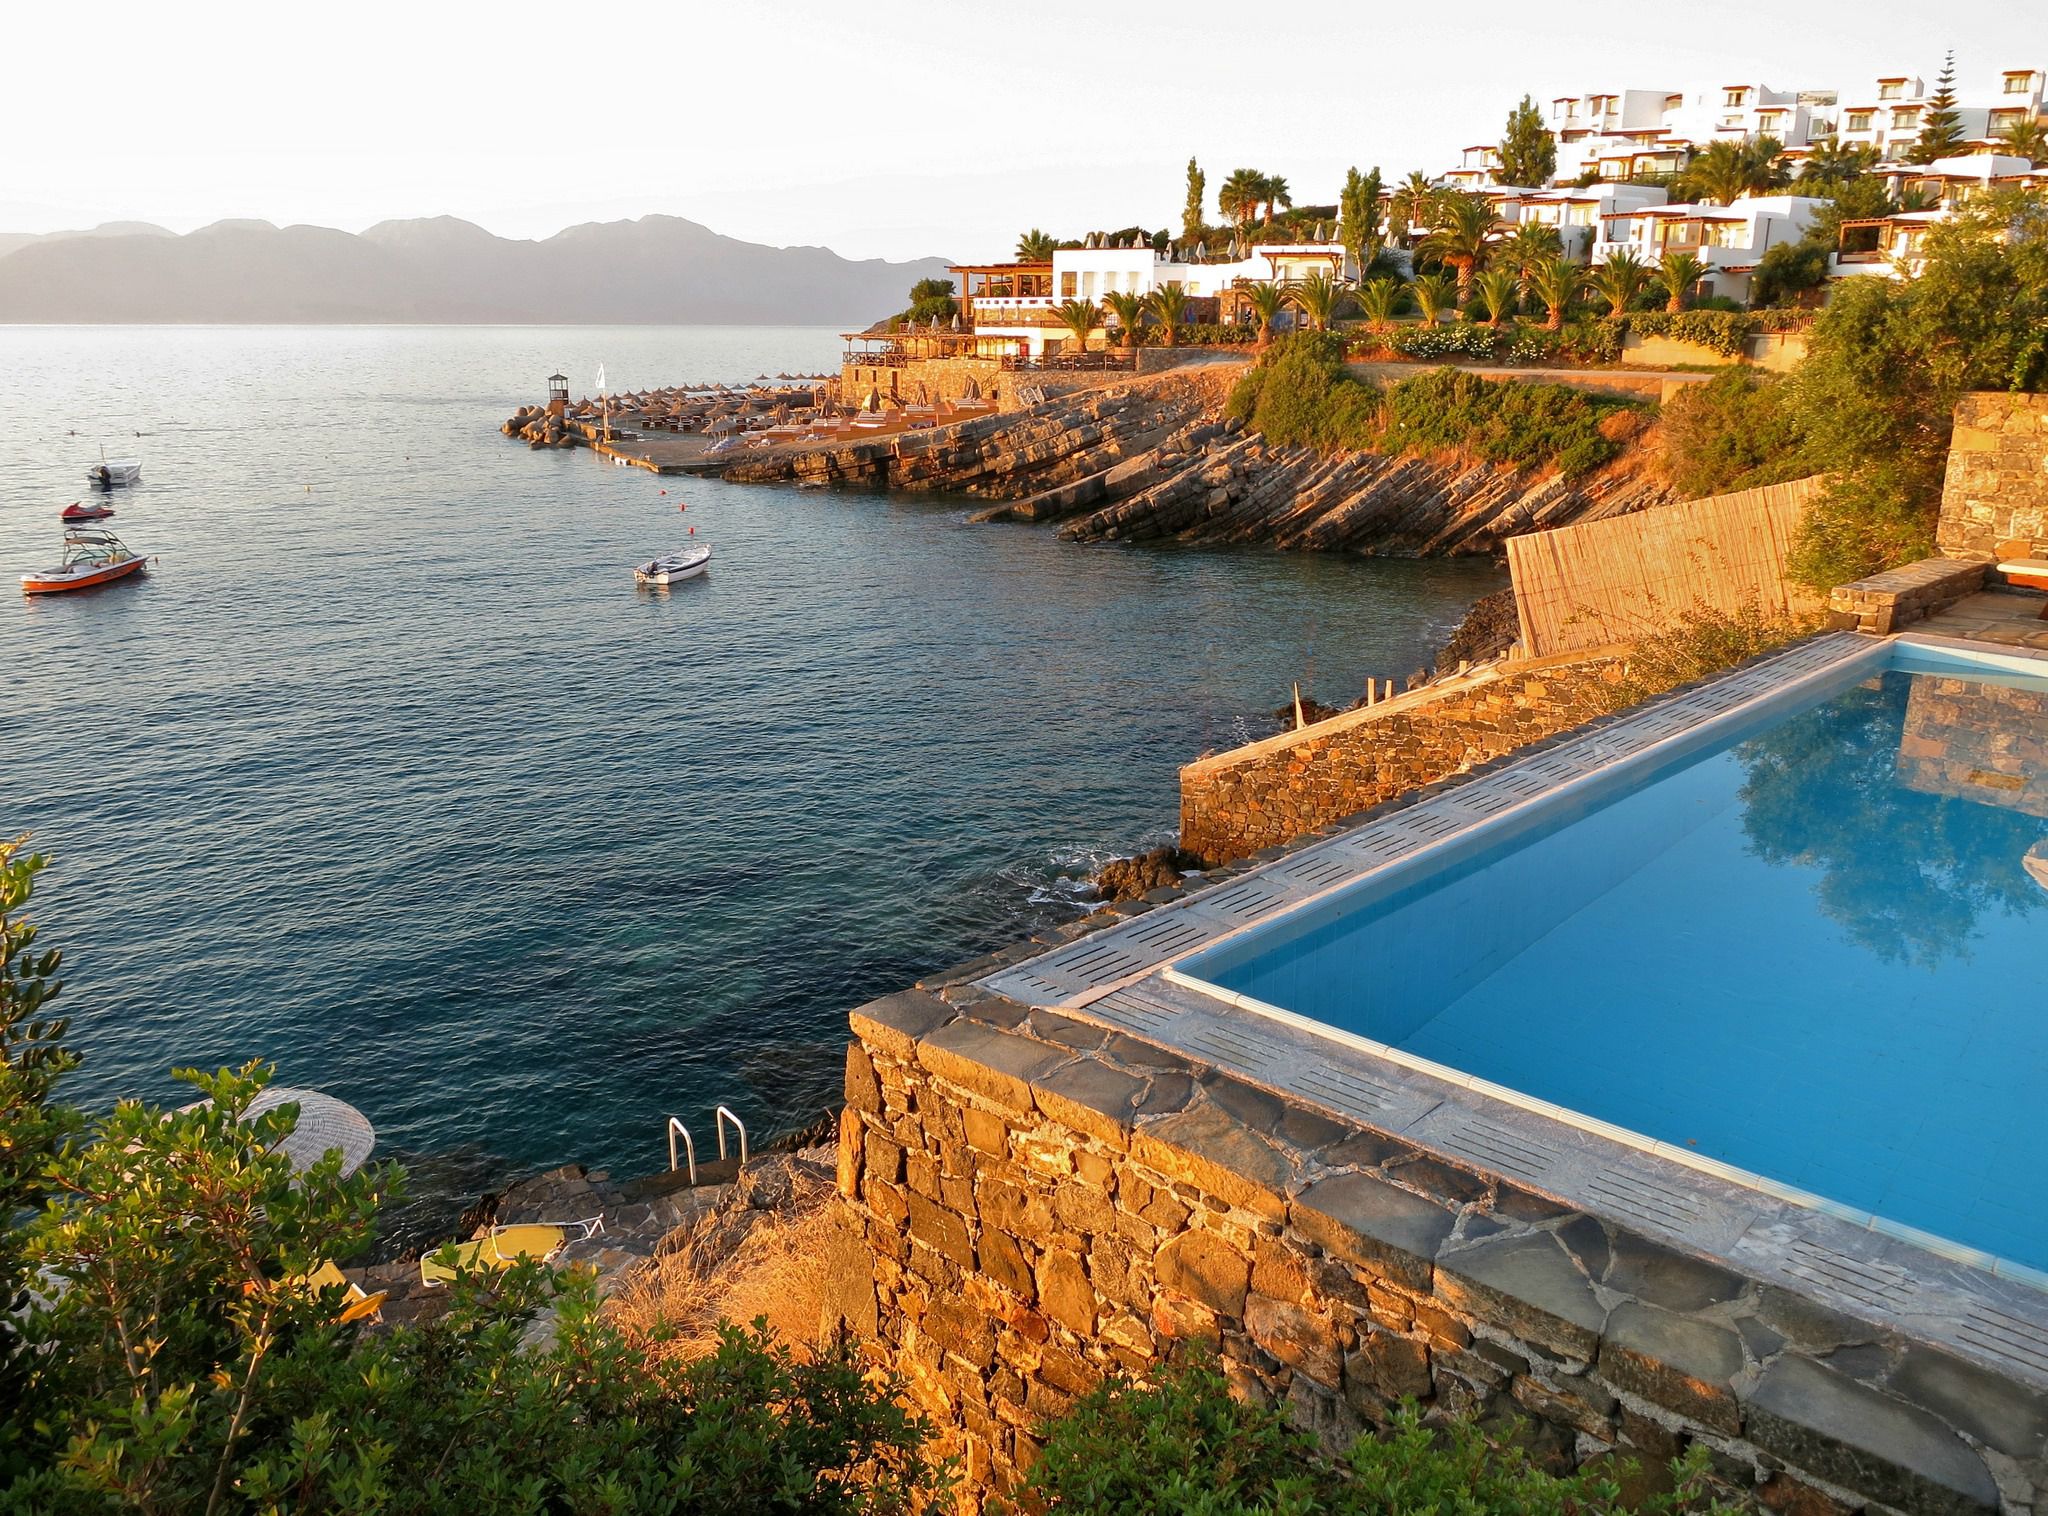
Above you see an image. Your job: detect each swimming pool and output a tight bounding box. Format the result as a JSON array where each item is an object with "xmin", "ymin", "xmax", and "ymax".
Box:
[{"xmin": 1171, "ymin": 639, "xmax": 2048, "ymax": 1281}]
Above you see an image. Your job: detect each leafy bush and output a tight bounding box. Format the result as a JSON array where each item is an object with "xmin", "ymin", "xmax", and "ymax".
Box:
[
  {"xmin": 1560, "ymin": 317, "xmax": 1625, "ymax": 365},
  {"xmin": 1387, "ymin": 322, "xmax": 1501, "ymax": 361},
  {"xmin": 1174, "ymin": 322, "xmax": 1259, "ymax": 346},
  {"xmin": 1231, "ymin": 333, "xmax": 1380, "ymax": 450},
  {"xmin": 1624, "ymin": 310, "xmax": 1757, "ymax": 357},
  {"xmin": 1658, "ymin": 368, "xmax": 1813, "ymax": 498},
  {"xmin": 1379, "ymin": 366, "xmax": 1635, "ymax": 477},
  {"xmin": 0, "ymin": 849, "xmax": 943, "ymax": 1516},
  {"xmin": 1030, "ymin": 1355, "xmax": 1740, "ymax": 1516},
  {"xmin": 1603, "ymin": 602, "xmax": 1825, "ymax": 710}
]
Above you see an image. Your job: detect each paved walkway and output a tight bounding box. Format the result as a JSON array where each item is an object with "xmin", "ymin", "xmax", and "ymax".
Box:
[{"xmin": 1918, "ymin": 589, "xmax": 2048, "ymax": 651}]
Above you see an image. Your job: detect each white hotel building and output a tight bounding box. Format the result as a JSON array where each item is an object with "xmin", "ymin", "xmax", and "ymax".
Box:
[{"xmin": 1446, "ymin": 66, "xmax": 2046, "ymax": 187}]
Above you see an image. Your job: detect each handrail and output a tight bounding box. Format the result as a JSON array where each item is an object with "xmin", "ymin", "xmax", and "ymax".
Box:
[
  {"xmin": 666, "ymin": 1117, "xmax": 698, "ymax": 1183},
  {"xmin": 715, "ymin": 1106, "xmax": 749, "ymax": 1166}
]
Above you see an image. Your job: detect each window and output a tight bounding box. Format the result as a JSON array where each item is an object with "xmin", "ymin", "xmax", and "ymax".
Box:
[
  {"xmin": 1892, "ymin": 106, "xmax": 1919, "ymax": 123},
  {"xmin": 1846, "ymin": 111, "xmax": 1872, "ymax": 132},
  {"xmin": 1759, "ymin": 112, "xmax": 1782, "ymax": 127},
  {"xmin": 1878, "ymin": 81, "xmax": 1902, "ymax": 100},
  {"xmin": 1724, "ymin": 88, "xmax": 1747, "ymax": 106},
  {"xmin": 1991, "ymin": 109, "xmax": 2022, "ymax": 128},
  {"xmin": 1060, "ymin": 271, "xmax": 1077, "ymax": 298},
  {"xmin": 2006, "ymin": 74, "xmax": 2035, "ymax": 95}
]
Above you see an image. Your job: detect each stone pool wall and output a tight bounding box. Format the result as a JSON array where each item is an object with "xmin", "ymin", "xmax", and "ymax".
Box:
[
  {"xmin": 1939, "ymin": 393, "xmax": 2048, "ymax": 572},
  {"xmin": 1899, "ymin": 673, "xmax": 2048, "ymax": 818},
  {"xmin": 828, "ymin": 984, "xmax": 2041, "ymax": 1516},
  {"xmin": 1178, "ymin": 656, "xmax": 1624, "ymax": 867}
]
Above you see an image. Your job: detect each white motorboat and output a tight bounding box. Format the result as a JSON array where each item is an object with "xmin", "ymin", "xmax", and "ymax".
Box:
[
  {"xmin": 633, "ymin": 543, "xmax": 712, "ymax": 586},
  {"xmin": 86, "ymin": 458, "xmax": 142, "ymax": 488}
]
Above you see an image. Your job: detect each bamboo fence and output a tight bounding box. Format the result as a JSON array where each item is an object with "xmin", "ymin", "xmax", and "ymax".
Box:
[{"xmin": 1507, "ymin": 477, "xmax": 1826, "ymax": 658}]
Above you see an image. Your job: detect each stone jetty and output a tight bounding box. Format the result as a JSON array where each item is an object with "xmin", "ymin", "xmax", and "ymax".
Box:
[{"xmin": 501, "ymin": 379, "xmax": 827, "ymax": 451}]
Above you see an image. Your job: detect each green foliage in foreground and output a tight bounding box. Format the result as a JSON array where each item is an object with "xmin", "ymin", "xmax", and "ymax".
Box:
[
  {"xmin": 0, "ymin": 851, "xmax": 942, "ymax": 1515},
  {"xmin": 1030, "ymin": 1355, "xmax": 1741, "ymax": 1516},
  {"xmin": 1602, "ymin": 602, "xmax": 1823, "ymax": 712},
  {"xmin": 1228, "ymin": 335, "xmax": 1637, "ymax": 478}
]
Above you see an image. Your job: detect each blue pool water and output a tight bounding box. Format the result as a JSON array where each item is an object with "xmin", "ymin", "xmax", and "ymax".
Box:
[{"xmin": 1186, "ymin": 647, "xmax": 2048, "ymax": 1274}]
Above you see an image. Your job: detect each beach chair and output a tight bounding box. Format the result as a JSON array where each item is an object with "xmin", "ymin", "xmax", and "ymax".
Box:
[
  {"xmin": 293, "ymin": 1258, "xmax": 388, "ymax": 1324},
  {"xmin": 1996, "ymin": 558, "xmax": 2048, "ymax": 618},
  {"xmin": 418, "ymin": 1217, "xmax": 605, "ymax": 1287}
]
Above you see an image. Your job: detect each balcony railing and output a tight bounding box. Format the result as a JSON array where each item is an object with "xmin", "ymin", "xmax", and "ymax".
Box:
[
  {"xmin": 842, "ymin": 350, "xmax": 912, "ymax": 367},
  {"xmin": 998, "ymin": 351, "xmax": 1138, "ymax": 372}
]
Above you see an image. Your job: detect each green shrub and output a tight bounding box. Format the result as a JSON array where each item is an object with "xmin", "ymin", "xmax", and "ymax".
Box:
[
  {"xmin": 1658, "ymin": 368, "xmax": 1813, "ymax": 498},
  {"xmin": 1624, "ymin": 310, "xmax": 1758, "ymax": 357},
  {"xmin": 1030, "ymin": 1355, "xmax": 1741, "ymax": 1516},
  {"xmin": 1379, "ymin": 366, "xmax": 1634, "ymax": 477},
  {"xmin": 1238, "ymin": 332, "xmax": 1380, "ymax": 450},
  {"xmin": 1604, "ymin": 601, "xmax": 1825, "ymax": 710},
  {"xmin": 1561, "ymin": 317, "xmax": 1625, "ymax": 365},
  {"xmin": 1387, "ymin": 323, "xmax": 1501, "ymax": 361},
  {"xmin": 0, "ymin": 850, "xmax": 944, "ymax": 1516}
]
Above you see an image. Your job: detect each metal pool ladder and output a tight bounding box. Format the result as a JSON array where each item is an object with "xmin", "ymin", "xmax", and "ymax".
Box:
[{"xmin": 665, "ymin": 1105, "xmax": 749, "ymax": 1185}]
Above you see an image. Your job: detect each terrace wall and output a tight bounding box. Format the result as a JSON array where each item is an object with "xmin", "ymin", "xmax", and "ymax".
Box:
[
  {"xmin": 1938, "ymin": 393, "xmax": 2048, "ymax": 575},
  {"xmin": 1177, "ymin": 657, "xmax": 1624, "ymax": 868},
  {"xmin": 829, "ymin": 985, "xmax": 2037, "ymax": 1516}
]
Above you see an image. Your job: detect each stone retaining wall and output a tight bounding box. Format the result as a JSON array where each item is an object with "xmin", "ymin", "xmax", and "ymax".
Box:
[
  {"xmin": 828, "ymin": 985, "xmax": 2037, "ymax": 1515},
  {"xmin": 1179, "ymin": 657, "xmax": 1624, "ymax": 867},
  {"xmin": 1938, "ymin": 394, "xmax": 2048, "ymax": 573},
  {"xmin": 1826, "ymin": 558, "xmax": 1988, "ymax": 635}
]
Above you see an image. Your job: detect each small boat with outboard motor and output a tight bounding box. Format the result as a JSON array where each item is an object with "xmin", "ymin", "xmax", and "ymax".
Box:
[
  {"xmin": 21, "ymin": 529, "xmax": 152, "ymax": 595},
  {"xmin": 86, "ymin": 457, "xmax": 142, "ymax": 488},
  {"xmin": 633, "ymin": 543, "xmax": 712, "ymax": 586},
  {"xmin": 60, "ymin": 501, "xmax": 116, "ymax": 523}
]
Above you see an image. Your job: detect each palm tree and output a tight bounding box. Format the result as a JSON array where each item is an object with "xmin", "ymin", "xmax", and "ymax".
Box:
[
  {"xmin": 1147, "ymin": 282, "xmax": 1189, "ymax": 346},
  {"xmin": 1259, "ymin": 174, "xmax": 1293, "ymax": 227},
  {"xmin": 2001, "ymin": 116, "xmax": 2048, "ymax": 166},
  {"xmin": 1101, "ymin": 290, "xmax": 1149, "ymax": 347},
  {"xmin": 1799, "ymin": 139, "xmax": 1880, "ymax": 188},
  {"xmin": 1356, "ymin": 276, "xmax": 1404, "ymax": 334},
  {"xmin": 1589, "ymin": 250, "xmax": 1651, "ymax": 317},
  {"xmin": 1052, "ymin": 298, "xmax": 1101, "ymax": 353},
  {"xmin": 1473, "ymin": 268, "xmax": 1520, "ymax": 326},
  {"xmin": 1499, "ymin": 222, "xmax": 1564, "ymax": 298},
  {"xmin": 1016, "ymin": 228, "xmax": 1057, "ymax": 261},
  {"xmin": 1418, "ymin": 192, "xmax": 1498, "ymax": 298},
  {"xmin": 1654, "ymin": 252, "xmax": 1707, "ymax": 313},
  {"xmin": 1289, "ymin": 270, "xmax": 1345, "ymax": 332},
  {"xmin": 1411, "ymin": 271, "xmax": 1457, "ymax": 324},
  {"xmin": 1219, "ymin": 168, "xmax": 1266, "ymax": 230},
  {"xmin": 1388, "ymin": 171, "xmax": 1443, "ymax": 244},
  {"xmin": 1243, "ymin": 281, "xmax": 1291, "ymax": 351},
  {"xmin": 1529, "ymin": 256, "xmax": 1585, "ymax": 331},
  {"xmin": 1683, "ymin": 137, "xmax": 1787, "ymax": 206}
]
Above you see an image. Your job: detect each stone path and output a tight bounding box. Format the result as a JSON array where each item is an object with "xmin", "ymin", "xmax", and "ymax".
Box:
[{"xmin": 1919, "ymin": 590, "xmax": 2048, "ymax": 652}]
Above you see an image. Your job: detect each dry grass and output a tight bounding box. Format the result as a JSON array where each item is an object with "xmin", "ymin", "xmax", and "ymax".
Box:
[{"xmin": 607, "ymin": 1160, "xmax": 840, "ymax": 1366}]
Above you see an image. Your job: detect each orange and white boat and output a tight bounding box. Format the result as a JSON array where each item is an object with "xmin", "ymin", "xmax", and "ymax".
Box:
[{"xmin": 21, "ymin": 530, "xmax": 150, "ymax": 595}]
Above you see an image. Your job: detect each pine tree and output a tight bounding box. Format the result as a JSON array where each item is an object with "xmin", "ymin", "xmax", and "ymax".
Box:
[
  {"xmin": 1182, "ymin": 158, "xmax": 1207, "ymax": 243},
  {"xmin": 1339, "ymin": 166, "xmax": 1385, "ymax": 269},
  {"xmin": 1497, "ymin": 95, "xmax": 1557, "ymax": 187},
  {"xmin": 1908, "ymin": 52, "xmax": 1965, "ymax": 164}
]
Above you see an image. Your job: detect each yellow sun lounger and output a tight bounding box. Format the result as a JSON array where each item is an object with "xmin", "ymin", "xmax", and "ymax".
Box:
[
  {"xmin": 418, "ymin": 1218, "xmax": 604, "ymax": 1287},
  {"xmin": 291, "ymin": 1259, "xmax": 388, "ymax": 1324}
]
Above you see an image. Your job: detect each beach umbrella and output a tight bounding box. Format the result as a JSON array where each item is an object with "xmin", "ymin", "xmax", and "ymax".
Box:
[{"xmin": 177, "ymin": 1087, "xmax": 376, "ymax": 1178}]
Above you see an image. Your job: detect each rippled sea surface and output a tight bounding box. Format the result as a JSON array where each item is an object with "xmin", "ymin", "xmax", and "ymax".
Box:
[{"xmin": 2, "ymin": 325, "xmax": 1502, "ymax": 1218}]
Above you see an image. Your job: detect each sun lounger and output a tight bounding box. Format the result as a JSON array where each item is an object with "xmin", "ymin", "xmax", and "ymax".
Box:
[
  {"xmin": 418, "ymin": 1217, "xmax": 604, "ymax": 1287},
  {"xmin": 1996, "ymin": 559, "xmax": 2048, "ymax": 617}
]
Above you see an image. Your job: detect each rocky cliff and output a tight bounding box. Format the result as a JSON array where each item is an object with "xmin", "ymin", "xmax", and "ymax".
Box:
[{"xmin": 722, "ymin": 367, "xmax": 1672, "ymax": 556}]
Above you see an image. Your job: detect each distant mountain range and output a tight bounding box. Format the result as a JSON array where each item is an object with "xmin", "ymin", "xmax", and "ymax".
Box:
[{"xmin": 0, "ymin": 215, "xmax": 951, "ymax": 324}]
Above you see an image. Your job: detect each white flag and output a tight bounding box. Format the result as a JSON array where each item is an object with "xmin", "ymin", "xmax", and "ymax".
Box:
[{"xmin": 595, "ymin": 363, "xmax": 607, "ymax": 395}]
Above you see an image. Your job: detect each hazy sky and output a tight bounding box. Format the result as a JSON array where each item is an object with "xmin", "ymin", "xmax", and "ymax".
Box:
[{"xmin": 11, "ymin": 0, "xmax": 2043, "ymax": 264}]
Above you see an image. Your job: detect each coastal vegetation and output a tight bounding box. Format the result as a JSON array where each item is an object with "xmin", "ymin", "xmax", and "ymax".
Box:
[
  {"xmin": 1227, "ymin": 334, "xmax": 1634, "ymax": 476},
  {"xmin": 1651, "ymin": 189, "xmax": 2048, "ymax": 586},
  {"xmin": 0, "ymin": 839, "xmax": 944, "ymax": 1515},
  {"xmin": 1031, "ymin": 1355, "xmax": 1738, "ymax": 1516}
]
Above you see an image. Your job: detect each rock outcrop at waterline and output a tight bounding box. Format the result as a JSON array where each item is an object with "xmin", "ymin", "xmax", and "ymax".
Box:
[
  {"xmin": 715, "ymin": 368, "xmax": 1672, "ymax": 555},
  {"xmin": 1053, "ymin": 435, "xmax": 1670, "ymax": 555}
]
